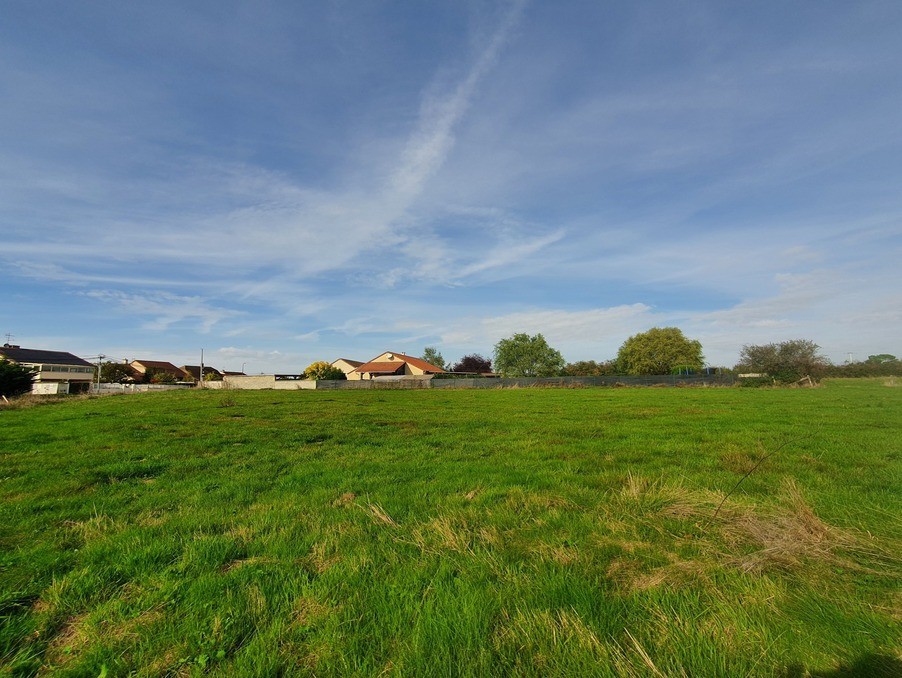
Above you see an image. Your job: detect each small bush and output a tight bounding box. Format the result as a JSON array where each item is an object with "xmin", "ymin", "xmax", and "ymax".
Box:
[
  {"xmin": 738, "ymin": 376, "xmax": 773, "ymax": 388},
  {"xmin": 0, "ymin": 359, "xmax": 36, "ymax": 398}
]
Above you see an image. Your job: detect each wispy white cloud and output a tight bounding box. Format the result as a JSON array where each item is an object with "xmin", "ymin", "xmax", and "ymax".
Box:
[
  {"xmin": 83, "ymin": 290, "xmax": 242, "ymax": 332},
  {"xmin": 389, "ymin": 0, "xmax": 526, "ymax": 203},
  {"xmin": 2, "ymin": 3, "xmax": 528, "ymax": 278}
]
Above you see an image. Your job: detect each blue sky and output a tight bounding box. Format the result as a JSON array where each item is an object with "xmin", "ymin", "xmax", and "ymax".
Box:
[{"xmin": 2, "ymin": 1, "xmax": 900, "ymax": 373}]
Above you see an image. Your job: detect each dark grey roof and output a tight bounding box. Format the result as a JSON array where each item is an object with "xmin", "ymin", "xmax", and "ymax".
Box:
[
  {"xmin": 0, "ymin": 346, "xmax": 94, "ymax": 367},
  {"xmin": 180, "ymin": 365, "xmax": 222, "ymax": 380}
]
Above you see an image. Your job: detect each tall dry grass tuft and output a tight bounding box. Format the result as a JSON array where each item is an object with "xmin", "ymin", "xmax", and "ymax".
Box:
[
  {"xmin": 367, "ymin": 503, "xmax": 397, "ymax": 527},
  {"xmin": 0, "ymin": 394, "xmax": 69, "ymax": 410},
  {"xmin": 641, "ymin": 477, "xmax": 901, "ymax": 584},
  {"xmin": 622, "ymin": 471, "xmax": 649, "ymax": 499},
  {"xmin": 719, "ymin": 479, "xmax": 898, "ymax": 574}
]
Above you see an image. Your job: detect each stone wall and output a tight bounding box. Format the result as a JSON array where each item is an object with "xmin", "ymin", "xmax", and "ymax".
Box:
[{"xmin": 217, "ymin": 373, "xmax": 734, "ymax": 390}]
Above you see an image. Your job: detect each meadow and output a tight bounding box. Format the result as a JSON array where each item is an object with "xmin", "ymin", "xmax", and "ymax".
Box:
[{"xmin": 0, "ymin": 379, "xmax": 899, "ymax": 676}]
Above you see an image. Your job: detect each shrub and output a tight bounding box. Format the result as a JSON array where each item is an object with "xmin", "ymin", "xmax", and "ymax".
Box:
[
  {"xmin": 303, "ymin": 361, "xmax": 346, "ymax": 380},
  {"xmin": 0, "ymin": 359, "xmax": 37, "ymax": 398},
  {"xmin": 563, "ymin": 360, "xmax": 616, "ymax": 376},
  {"xmin": 450, "ymin": 354, "xmax": 492, "ymax": 373},
  {"xmin": 736, "ymin": 340, "xmax": 829, "ymax": 384}
]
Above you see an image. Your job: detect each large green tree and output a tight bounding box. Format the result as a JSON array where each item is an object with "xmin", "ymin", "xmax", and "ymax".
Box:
[
  {"xmin": 736, "ymin": 339, "xmax": 829, "ymax": 383},
  {"xmin": 0, "ymin": 359, "xmax": 37, "ymax": 398},
  {"xmin": 100, "ymin": 361, "xmax": 132, "ymax": 384},
  {"xmin": 493, "ymin": 333, "xmax": 565, "ymax": 377},
  {"xmin": 420, "ymin": 347, "xmax": 446, "ymax": 370},
  {"xmin": 616, "ymin": 327, "xmax": 704, "ymax": 375}
]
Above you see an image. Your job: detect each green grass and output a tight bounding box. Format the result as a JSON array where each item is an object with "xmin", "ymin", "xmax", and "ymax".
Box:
[{"xmin": 1, "ymin": 379, "xmax": 900, "ymax": 676}]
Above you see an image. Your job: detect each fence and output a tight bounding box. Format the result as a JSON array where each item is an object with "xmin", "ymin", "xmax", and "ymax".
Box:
[
  {"xmin": 213, "ymin": 373, "xmax": 735, "ymax": 391},
  {"xmin": 431, "ymin": 374, "xmax": 735, "ymax": 389}
]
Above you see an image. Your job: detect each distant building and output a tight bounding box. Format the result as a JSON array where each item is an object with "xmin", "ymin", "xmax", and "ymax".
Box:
[
  {"xmin": 180, "ymin": 365, "xmax": 223, "ymax": 382},
  {"xmin": 128, "ymin": 360, "xmax": 185, "ymax": 382},
  {"xmin": 0, "ymin": 344, "xmax": 95, "ymax": 394},
  {"xmin": 349, "ymin": 352, "xmax": 446, "ymax": 381},
  {"xmin": 331, "ymin": 358, "xmax": 363, "ymax": 377}
]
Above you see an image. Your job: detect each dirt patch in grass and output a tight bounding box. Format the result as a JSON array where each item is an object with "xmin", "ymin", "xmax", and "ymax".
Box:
[
  {"xmin": 632, "ymin": 560, "xmax": 709, "ymax": 593},
  {"xmin": 504, "ymin": 488, "xmax": 577, "ymax": 512},
  {"xmin": 606, "ymin": 550, "xmax": 708, "ymax": 593},
  {"xmin": 332, "ymin": 491, "xmax": 356, "ymax": 507},
  {"xmin": 290, "ymin": 596, "xmax": 334, "ymax": 630},
  {"xmin": 143, "ymin": 643, "xmax": 193, "ymax": 677},
  {"xmin": 107, "ymin": 607, "xmax": 165, "ymax": 643},
  {"xmin": 220, "ymin": 556, "xmax": 280, "ymax": 573},
  {"xmin": 720, "ymin": 449, "xmax": 769, "ymax": 475},
  {"xmin": 305, "ymin": 541, "xmax": 341, "ymax": 574},
  {"xmin": 136, "ymin": 510, "xmax": 171, "ymax": 528},
  {"xmin": 63, "ymin": 514, "xmax": 118, "ymax": 543},
  {"xmin": 537, "ymin": 543, "xmax": 581, "ymax": 566},
  {"xmin": 225, "ymin": 524, "xmax": 256, "ymax": 542},
  {"xmin": 41, "ymin": 613, "xmax": 92, "ymax": 670}
]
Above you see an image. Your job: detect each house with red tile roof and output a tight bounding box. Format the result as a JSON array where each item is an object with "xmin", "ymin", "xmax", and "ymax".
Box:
[
  {"xmin": 349, "ymin": 352, "xmax": 446, "ymax": 381},
  {"xmin": 331, "ymin": 358, "xmax": 363, "ymax": 377},
  {"xmin": 128, "ymin": 360, "xmax": 185, "ymax": 382}
]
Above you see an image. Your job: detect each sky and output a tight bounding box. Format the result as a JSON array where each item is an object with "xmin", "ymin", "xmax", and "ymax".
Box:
[{"xmin": 2, "ymin": 1, "xmax": 900, "ymax": 374}]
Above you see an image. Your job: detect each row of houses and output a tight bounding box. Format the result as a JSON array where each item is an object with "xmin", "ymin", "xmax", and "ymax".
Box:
[
  {"xmin": 121, "ymin": 351, "xmax": 449, "ymax": 384},
  {"xmin": 127, "ymin": 360, "xmax": 244, "ymax": 383},
  {"xmin": 0, "ymin": 344, "xmax": 245, "ymax": 395},
  {"xmin": 1, "ymin": 344, "xmax": 451, "ymax": 395}
]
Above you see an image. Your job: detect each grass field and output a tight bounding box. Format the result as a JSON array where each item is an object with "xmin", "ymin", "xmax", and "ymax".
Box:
[{"xmin": 1, "ymin": 379, "xmax": 900, "ymax": 676}]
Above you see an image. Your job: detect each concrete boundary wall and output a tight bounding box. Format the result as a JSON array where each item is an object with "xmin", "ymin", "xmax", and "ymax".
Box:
[
  {"xmin": 216, "ymin": 374, "xmax": 734, "ymax": 391},
  {"xmin": 432, "ymin": 375, "xmax": 734, "ymax": 389},
  {"xmin": 216, "ymin": 375, "xmax": 316, "ymax": 390},
  {"xmin": 95, "ymin": 383, "xmax": 194, "ymax": 393}
]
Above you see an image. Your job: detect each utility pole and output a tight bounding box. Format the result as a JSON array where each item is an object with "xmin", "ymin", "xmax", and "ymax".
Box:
[
  {"xmin": 87, "ymin": 355, "xmax": 106, "ymax": 392},
  {"xmin": 199, "ymin": 348, "xmax": 204, "ymax": 389}
]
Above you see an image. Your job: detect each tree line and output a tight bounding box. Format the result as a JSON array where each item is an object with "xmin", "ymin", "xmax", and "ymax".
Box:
[{"xmin": 423, "ymin": 330, "xmax": 900, "ymax": 385}]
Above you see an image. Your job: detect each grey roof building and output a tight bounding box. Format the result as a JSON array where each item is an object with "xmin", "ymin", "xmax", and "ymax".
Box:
[{"xmin": 0, "ymin": 344, "xmax": 95, "ymax": 395}]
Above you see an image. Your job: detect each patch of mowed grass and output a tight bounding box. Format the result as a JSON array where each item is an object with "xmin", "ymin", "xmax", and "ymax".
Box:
[{"xmin": 0, "ymin": 379, "xmax": 900, "ymax": 675}]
